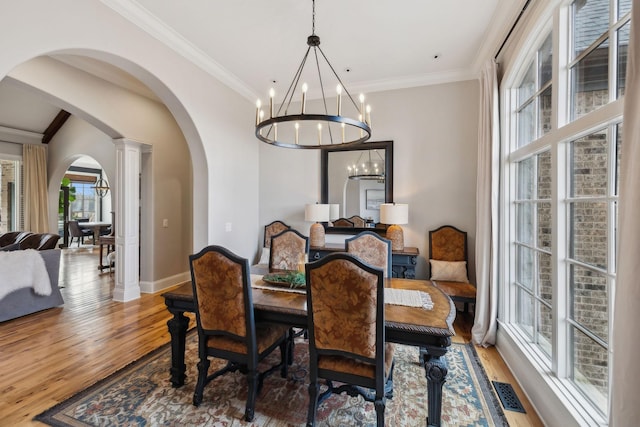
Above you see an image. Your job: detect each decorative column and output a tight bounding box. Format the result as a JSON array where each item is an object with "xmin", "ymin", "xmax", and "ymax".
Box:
[{"xmin": 112, "ymin": 138, "xmax": 141, "ymax": 302}]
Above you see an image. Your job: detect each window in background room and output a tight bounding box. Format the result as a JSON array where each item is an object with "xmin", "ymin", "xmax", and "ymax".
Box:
[
  {"xmin": 503, "ymin": 0, "xmax": 629, "ymax": 422},
  {"xmin": 0, "ymin": 158, "xmax": 23, "ymax": 233}
]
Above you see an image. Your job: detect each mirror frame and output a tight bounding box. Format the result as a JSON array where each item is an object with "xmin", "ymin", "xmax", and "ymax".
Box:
[{"xmin": 321, "ymin": 140, "xmax": 394, "ymax": 235}]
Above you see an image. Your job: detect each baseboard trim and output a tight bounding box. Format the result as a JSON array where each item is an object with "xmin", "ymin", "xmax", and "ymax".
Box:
[{"xmin": 139, "ymin": 271, "xmax": 190, "ymax": 294}]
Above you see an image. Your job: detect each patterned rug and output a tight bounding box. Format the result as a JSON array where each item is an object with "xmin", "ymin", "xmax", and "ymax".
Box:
[{"xmin": 35, "ymin": 333, "xmax": 507, "ymax": 426}]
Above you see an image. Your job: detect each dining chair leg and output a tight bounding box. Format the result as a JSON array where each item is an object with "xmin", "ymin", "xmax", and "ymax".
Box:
[
  {"xmin": 307, "ymin": 380, "xmax": 320, "ymax": 426},
  {"xmin": 374, "ymin": 398, "xmax": 385, "ymax": 427},
  {"xmin": 279, "ymin": 339, "xmax": 289, "ymax": 378},
  {"xmin": 192, "ymin": 358, "xmax": 209, "ymax": 406},
  {"xmin": 245, "ymin": 370, "xmax": 258, "ymax": 421}
]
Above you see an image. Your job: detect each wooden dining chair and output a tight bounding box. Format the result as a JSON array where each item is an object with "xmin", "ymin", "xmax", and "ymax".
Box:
[
  {"xmin": 189, "ymin": 245, "xmax": 290, "ymax": 421},
  {"xmin": 269, "ymin": 229, "xmax": 309, "ymax": 271},
  {"xmin": 346, "ymin": 231, "xmax": 392, "ymax": 278},
  {"xmin": 305, "ymin": 253, "xmax": 394, "ymax": 427},
  {"xmin": 429, "ymin": 225, "xmax": 476, "ymax": 312}
]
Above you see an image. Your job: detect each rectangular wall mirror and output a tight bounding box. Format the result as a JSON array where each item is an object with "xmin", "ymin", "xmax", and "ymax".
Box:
[{"xmin": 321, "ymin": 140, "xmax": 393, "ymax": 234}]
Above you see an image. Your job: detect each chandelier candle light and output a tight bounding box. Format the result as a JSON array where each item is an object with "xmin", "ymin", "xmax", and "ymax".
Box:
[
  {"xmin": 380, "ymin": 203, "xmax": 409, "ymax": 251},
  {"xmin": 347, "ymin": 150, "xmax": 385, "ymax": 181},
  {"xmin": 254, "ymin": 0, "xmax": 372, "ymax": 149},
  {"xmin": 305, "ymin": 203, "xmax": 330, "ymax": 247}
]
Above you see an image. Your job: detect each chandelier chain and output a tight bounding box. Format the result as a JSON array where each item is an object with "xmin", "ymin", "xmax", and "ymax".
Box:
[{"xmin": 311, "ymin": 0, "xmax": 316, "ymax": 35}]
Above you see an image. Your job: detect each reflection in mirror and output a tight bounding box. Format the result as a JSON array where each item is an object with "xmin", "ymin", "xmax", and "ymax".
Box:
[{"xmin": 321, "ymin": 141, "xmax": 393, "ymax": 234}]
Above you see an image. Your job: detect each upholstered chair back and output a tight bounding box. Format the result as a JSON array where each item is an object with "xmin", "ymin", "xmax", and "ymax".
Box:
[
  {"xmin": 263, "ymin": 220, "xmax": 290, "ymax": 248},
  {"xmin": 430, "ymin": 225, "xmax": 467, "ymax": 262},
  {"xmin": 269, "ymin": 229, "xmax": 309, "ymax": 271},
  {"xmin": 190, "ymin": 247, "xmax": 248, "ymax": 339},
  {"xmin": 346, "ymin": 231, "xmax": 392, "ymax": 278},
  {"xmin": 307, "ymin": 255, "xmax": 381, "ymax": 360}
]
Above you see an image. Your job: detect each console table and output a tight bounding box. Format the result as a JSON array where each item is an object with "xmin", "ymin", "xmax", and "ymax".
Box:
[{"xmin": 309, "ymin": 243, "xmax": 419, "ymax": 279}]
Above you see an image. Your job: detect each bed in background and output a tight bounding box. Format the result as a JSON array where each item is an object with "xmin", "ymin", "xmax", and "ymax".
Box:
[{"xmin": 0, "ymin": 249, "xmax": 64, "ymax": 322}]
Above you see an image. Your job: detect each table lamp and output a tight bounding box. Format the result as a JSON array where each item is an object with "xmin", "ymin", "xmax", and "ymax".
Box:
[
  {"xmin": 380, "ymin": 203, "xmax": 409, "ymax": 251},
  {"xmin": 305, "ymin": 203, "xmax": 330, "ymax": 247}
]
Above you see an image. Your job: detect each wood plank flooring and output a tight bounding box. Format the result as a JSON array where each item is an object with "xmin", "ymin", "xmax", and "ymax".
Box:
[{"xmin": 0, "ymin": 247, "xmax": 542, "ymax": 426}]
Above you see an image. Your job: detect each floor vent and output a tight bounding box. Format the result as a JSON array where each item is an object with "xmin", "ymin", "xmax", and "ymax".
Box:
[{"xmin": 492, "ymin": 381, "xmax": 526, "ymax": 413}]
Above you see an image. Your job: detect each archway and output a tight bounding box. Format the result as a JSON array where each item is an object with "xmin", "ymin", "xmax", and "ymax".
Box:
[{"xmin": 7, "ymin": 53, "xmax": 201, "ymax": 300}]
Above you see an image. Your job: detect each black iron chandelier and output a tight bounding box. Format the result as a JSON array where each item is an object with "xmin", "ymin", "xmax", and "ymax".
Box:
[
  {"xmin": 255, "ymin": 0, "xmax": 371, "ymax": 149},
  {"xmin": 347, "ymin": 150, "xmax": 385, "ymax": 181}
]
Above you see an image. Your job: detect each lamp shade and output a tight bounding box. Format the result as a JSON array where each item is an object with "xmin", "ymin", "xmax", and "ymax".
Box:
[
  {"xmin": 305, "ymin": 203, "xmax": 330, "ymax": 222},
  {"xmin": 380, "ymin": 203, "xmax": 408, "ymax": 225},
  {"xmin": 329, "ymin": 204, "xmax": 340, "ymax": 220}
]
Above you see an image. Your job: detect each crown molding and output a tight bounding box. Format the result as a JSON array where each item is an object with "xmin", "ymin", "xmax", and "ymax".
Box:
[
  {"xmin": 351, "ymin": 68, "xmax": 478, "ymax": 96},
  {"xmin": 100, "ymin": 0, "xmax": 259, "ymax": 101},
  {"xmin": 470, "ymin": 0, "xmax": 529, "ymax": 75}
]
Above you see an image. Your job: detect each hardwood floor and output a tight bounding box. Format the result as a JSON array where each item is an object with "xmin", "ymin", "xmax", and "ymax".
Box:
[{"xmin": 0, "ymin": 247, "xmax": 543, "ymax": 426}]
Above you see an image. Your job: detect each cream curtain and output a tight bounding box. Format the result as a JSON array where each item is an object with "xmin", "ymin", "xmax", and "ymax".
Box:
[
  {"xmin": 23, "ymin": 144, "xmax": 49, "ymax": 233},
  {"xmin": 471, "ymin": 59, "xmax": 500, "ymax": 346},
  {"xmin": 610, "ymin": 2, "xmax": 640, "ymax": 424}
]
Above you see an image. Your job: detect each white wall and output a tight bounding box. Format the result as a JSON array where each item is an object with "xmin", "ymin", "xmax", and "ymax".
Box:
[{"xmin": 259, "ymin": 80, "xmax": 480, "ymax": 280}]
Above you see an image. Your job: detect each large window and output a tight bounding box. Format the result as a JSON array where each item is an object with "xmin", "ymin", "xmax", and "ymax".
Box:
[{"xmin": 504, "ymin": 0, "xmax": 629, "ymax": 423}]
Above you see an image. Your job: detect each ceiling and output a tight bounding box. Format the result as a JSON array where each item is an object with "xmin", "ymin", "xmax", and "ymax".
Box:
[{"xmin": 0, "ymin": 0, "xmax": 524, "ymax": 145}]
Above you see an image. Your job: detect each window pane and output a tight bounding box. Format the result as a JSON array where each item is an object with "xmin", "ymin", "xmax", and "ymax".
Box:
[
  {"xmin": 517, "ymin": 203, "xmax": 534, "ymax": 245},
  {"xmin": 572, "ymin": 0, "xmax": 609, "ymax": 59},
  {"xmin": 570, "ymin": 130, "xmax": 608, "ymax": 197},
  {"xmin": 538, "ymin": 252, "xmax": 553, "ymax": 306},
  {"xmin": 538, "ymin": 302, "xmax": 553, "ymax": 357},
  {"xmin": 617, "ymin": 21, "xmax": 629, "ymax": 97},
  {"xmin": 572, "ymin": 39, "xmax": 609, "ymax": 120},
  {"xmin": 538, "ymin": 34, "xmax": 553, "ymax": 86},
  {"xmin": 570, "ymin": 326, "xmax": 608, "ymax": 414},
  {"xmin": 516, "ymin": 288, "xmax": 534, "ymax": 338},
  {"xmin": 517, "ymin": 101, "xmax": 535, "ymax": 147},
  {"xmin": 517, "ymin": 157, "xmax": 534, "ymax": 199},
  {"xmin": 569, "ymin": 201, "xmax": 609, "ymax": 269},
  {"xmin": 537, "ymin": 150, "xmax": 552, "ymax": 199},
  {"xmin": 618, "ymin": 0, "xmax": 632, "ymax": 18},
  {"xmin": 539, "ymin": 86, "xmax": 552, "ymax": 136},
  {"xmin": 516, "ymin": 245, "xmax": 535, "ymax": 290},
  {"xmin": 570, "ymin": 264, "xmax": 609, "ymax": 341},
  {"xmin": 518, "ymin": 61, "xmax": 536, "ymax": 106},
  {"xmin": 537, "ymin": 203, "xmax": 552, "ymax": 251}
]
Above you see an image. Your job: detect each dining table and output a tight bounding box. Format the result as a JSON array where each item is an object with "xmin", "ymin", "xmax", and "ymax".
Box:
[
  {"xmin": 79, "ymin": 221, "xmax": 111, "ymax": 243},
  {"xmin": 162, "ymin": 267, "xmax": 456, "ymax": 427}
]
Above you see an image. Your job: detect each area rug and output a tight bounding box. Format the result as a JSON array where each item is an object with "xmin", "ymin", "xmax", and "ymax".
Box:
[{"xmin": 35, "ymin": 333, "xmax": 507, "ymax": 426}]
